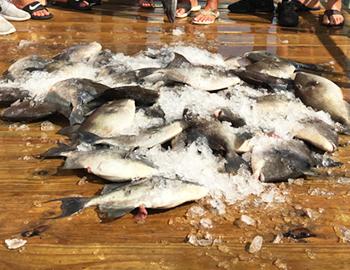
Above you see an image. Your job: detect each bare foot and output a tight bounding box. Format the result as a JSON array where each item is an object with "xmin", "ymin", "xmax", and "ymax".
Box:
[
  {"xmin": 192, "ymin": 0, "xmax": 218, "ymax": 24},
  {"xmin": 13, "ymin": 0, "xmax": 50, "ymax": 17},
  {"xmin": 322, "ymin": 0, "xmax": 344, "ymax": 26},
  {"xmin": 176, "ymin": 0, "xmax": 199, "ymax": 17},
  {"xmin": 297, "ymin": 0, "xmax": 321, "ymax": 9},
  {"xmin": 139, "ymin": 0, "xmax": 154, "ymax": 8}
]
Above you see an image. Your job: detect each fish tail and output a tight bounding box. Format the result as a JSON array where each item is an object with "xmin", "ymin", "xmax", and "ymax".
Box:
[
  {"xmin": 294, "ymin": 62, "xmax": 333, "ymax": 73},
  {"xmin": 40, "ymin": 143, "xmax": 74, "ymax": 158},
  {"xmin": 46, "ymin": 197, "xmax": 90, "ymax": 218},
  {"xmin": 78, "ymin": 131, "xmax": 102, "ymax": 144}
]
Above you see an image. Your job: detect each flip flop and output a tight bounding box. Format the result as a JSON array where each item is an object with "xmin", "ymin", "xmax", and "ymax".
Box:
[
  {"xmin": 291, "ymin": 0, "xmax": 321, "ymax": 11},
  {"xmin": 22, "ymin": 1, "xmax": 53, "ymax": 20},
  {"xmin": 176, "ymin": 1, "xmax": 201, "ymax": 18},
  {"xmin": 192, "ymin": 9, "xmax": 219, "ymax": 25},
  {"xmin": 320, "ymin": 9, "xmax": 345, "ymax": 28},
  {"xmin": 52, "ymin": 0, "xmax": 91, "ymax": 10}
]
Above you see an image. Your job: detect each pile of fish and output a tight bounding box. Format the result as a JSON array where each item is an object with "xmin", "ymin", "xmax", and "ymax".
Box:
[{"xmin": 0, "ymin": 42, "xmax": 348, "ymax": 221}]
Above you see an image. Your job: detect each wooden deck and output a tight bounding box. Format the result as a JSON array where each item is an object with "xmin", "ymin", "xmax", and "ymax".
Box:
[{"xmin": 0, "ymin": 2, "xmax": 350, "ymax": 269}]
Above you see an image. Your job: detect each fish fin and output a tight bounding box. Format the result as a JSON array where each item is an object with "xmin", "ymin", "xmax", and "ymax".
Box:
[
  {"xmin": 78, "ymin": 131, "xmax": 102, "ymax": 144},
  {"xmin": 99, "ymin": 206, "xmax": 134, "ymax": 219},
  {"xmin": 40, "ymin": 143, "xmax": 75, "ymax": 158},
  {"xmin": 293, "ymin": 62, "xmax": 333, "ymax": 73},
  {"xmin": 69, "ymin": 108, "xmax": 85, "ymax": 126},
  {"xmin": 46, "ymin": 197, "xmax": 90, "ymax": 218},
  {"xmin": 101, "ymin": 182, "xmax": 132, "ymax": 195},
  {"xmin": 167, "ymin": 53, "xmax": 192, "ymax": 68},
  {"xmin": 57, "ymin": 125, "xmax": 80, "ymax": 137},
  {"xmin": 62, "ymin": 155, "xmax": 82, "ymax": 169}
]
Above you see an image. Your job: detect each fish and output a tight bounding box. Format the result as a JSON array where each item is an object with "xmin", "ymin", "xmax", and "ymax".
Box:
[
  {"xmin": 245, "ymin": 58, "xmax": 296, "ymax": 79},
  {"xmin": 213, "ymin": 108, "xmax": 246, "ymax": 128},
  {"xmin": 48, "ymin": 177, "xmax": 209, "ymax": 219},
  {"xmin": 231, "ymin": 69, "xmax": 293, "ymax": 92},
  {"xmin": 293, "ymin": 118, "xmax": 338, "ymax": 152},
  {"xmin": 62, "ymin": 149, "xmax": 158, "ymax": 182},
  {"xmin": 82, "ymin": 120, "xmax": 188, "ymax": 149},
  {"xmin": 1, "ymin": 99, "xmax": 55, "ymax": 122},
  {"xmin": 0, "ymin": 87, "xmax": 29, "ymax": 107},
  {"xmin": 183, "ymin": 110, "xmax": 251, "ymax": 173},
  {"xmin": 294, "ymin": 72, "xmax": 350, "ymax": 126},
  {"xmin": 244, "ymin": 51, "xmax": 333, "ymax": 73},
  {"xmin": 160, "ymin": 0, "xmax": 177, "ymax": 23},
  {"xmin": 3, "ymin": 55, "xmax": 50, "ymax": 80},
  {"xmin": 52, "ymin": 42, "xmax": 102, "ymax": 63},
  {"xmin": 71, "ymin": 99, "xmax": 136, "ymax": 138},
  {"xmin": 90, "ymin": 49, "xmax": 115, "ymax": 68},
  {"xmin": 224, "ymin": 56, "xmax": 252, "ymax": 69},
  {"xmin": 44, "ymin": 78, "xmax": 111, "ymax": 125},
  {"xmin": 144, "ymin": 53, "xmax": 241, "ymax": 91},
  {"xmin": 251, "ymin": 138, "xmax": 314, "ymax": 182},
  {"xmin": 254, "ymin": 94, "xmax": 297, "ymax": 112},
  {"xmin": 92, "ymin": 85, "xmax": 159, "ymax": 107}
]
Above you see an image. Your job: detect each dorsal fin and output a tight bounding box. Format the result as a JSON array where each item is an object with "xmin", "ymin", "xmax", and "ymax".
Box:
[{"xmin": 167, "ymin": 53, "xmax": 192, "ymax": 68}]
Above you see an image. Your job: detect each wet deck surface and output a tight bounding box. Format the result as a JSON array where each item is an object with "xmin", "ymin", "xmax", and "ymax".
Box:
[{"xmin": 0, "ymin": 1, "xmax": 350, "ymax": 269}]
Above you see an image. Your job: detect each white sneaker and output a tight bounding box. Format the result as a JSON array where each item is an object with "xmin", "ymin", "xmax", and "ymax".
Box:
[
  {"xmin": 0, "ymin": 0, "xmax": 30, "ymax": 21},
  {"xmin": 0, "ymin": 15, "xmax": 15, "ymax": 35}
]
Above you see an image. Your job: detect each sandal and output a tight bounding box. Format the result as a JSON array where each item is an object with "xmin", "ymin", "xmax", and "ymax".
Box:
[
  {"xmin": 291, "ymin": 0, "xmax": 321, "ymax": 11},
  {"xmin": 192, "ymin": 9, "xmax": 219, "ymax": 25},
  {"xmin": 176, "ymin": 1, "xmax": 201, "ymax": 18},
  {"xmin": 52, "ymin": 0, "xmax": 91, "ymax": 10},
  {"xmin": 22, "ymin": 1, "xmax": 53, "ymax": 20},
  {"xmin": 320, "ymin": 9, "xmax": 345, "ymax": 28},
  {"xmin": 139, "ymin": 0, "xmax": 155, "ymax": 8}
]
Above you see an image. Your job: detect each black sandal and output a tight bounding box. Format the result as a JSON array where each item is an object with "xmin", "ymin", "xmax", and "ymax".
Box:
[
  {"xmin": 320, "ymin": 10, "xmax": 345, "ymax": 28},
  {"xmin": 22, "ymin": 1, "xmax": 53, "ymax": 20},
  {"xmin": 291, "ymin": 0, "xmax": 321, "ymax": 11},
  {"xmin": 52, "ymin": 0, "xmax": 91, "ymax": 10}
]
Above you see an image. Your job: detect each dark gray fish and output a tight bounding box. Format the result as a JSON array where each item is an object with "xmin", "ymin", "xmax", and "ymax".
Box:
[
  {"xmin": 0, "ymin": 87, "xmax": 29, "ymax": 107},
  {"xmin": 48, "ymin": 177, "xmax": 208, "ymax": 219},
  {"xmin": 214, "ymin": 108, "xmax": 246, "ymax": 128},
  {"xmin": 93, "ymin": 85, "xmax": 159, "ymax": 107},
  {"xmin": 231, "ymin": 69, "xmax": 293, "ymax": 92},
  {"xmin": 183, "ymin": 110, "xmax": 251, "ymax": 173},
  {"xmin": 244, "ymin": 51, "xmax": 333, "ymax": 73},
  {"xmin": 294, "ymin": 72, "xmax": 350, "ymax": 126},
  {"xmin": 251, "ymin": 138, "xmax": 314, "ymax": 182},
  {"xmin": 3, "ymin": 55, "xmax": 50, "ymax": 80},
  {"xmin": 293, "ymin": 118, "xmax": 338, "ymax": 152},
  {"xmin": 1, "ymin": 100, "xmax": 55, "ymax": 122},
  {"xmin": 161, "ymin": 0, "xmax": 177, "ymax": 23},
  {"xmin": 91, "ymin": 49, "xmax": 115, "ymax": 68},
  {"xmin": 45, "ymin": 78, "xmax": 111, "ymax": 125}
]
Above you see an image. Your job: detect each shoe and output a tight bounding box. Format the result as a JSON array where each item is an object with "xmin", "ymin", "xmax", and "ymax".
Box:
[
  {"xmin": 320, "ymin": 9, "xmax": 345, "ymax": 28},
  {"xmin": 0, "ymin": 0, "xmax": 30, "ymax": 21},
  {"xmin": 277, "ymin": 0, "xmax": 299, "ymax": 27},
  {"xmin": 22, "ymin": 1, "xmax": 53, "ymax": 20},
  {"xmin": 176, "ymin": 1, "xmax": 201, "ymax": 18},
  {"xmin": 0, "ymin": 15, "xmax": 15, "ymax": 35},
  {"xmin": 228, "ymin": 0, "xmax": 274, "ymax": 13},
  {"xmin": 192, "ymin": 9, "xmax": 219, "ymax": 25}
]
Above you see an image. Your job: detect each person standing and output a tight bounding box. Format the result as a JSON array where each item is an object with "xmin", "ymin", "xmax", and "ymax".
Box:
[{"xmin": 0, "ymin": 0, "xmax": 31, "ymax": 35}]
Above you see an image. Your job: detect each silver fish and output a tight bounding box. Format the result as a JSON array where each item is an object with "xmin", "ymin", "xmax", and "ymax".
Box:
[
  {"xmin": 294, "ymin": 72, "xmax": 350, "ymax": 126},
  {"xmin": 245, "ymin": 58, "xmax": 295, "ymax": 79},
  {"xmin": 85, "ymin": 120, "xmax": 188, "ymax": 149},
  {"xmin": 293, "ymin": 118, "xmax": 338, "ymax": 152},
  {"xmin": 52, "ymin": 42, "xmax": 102, "ymax": 63},
  {"xmin": 144, "ymin": 53, "xmax": 241, "ymax": 91},
  {"xmin": 49, "ymin": 177, "xmax": 209, "ymax": 219},
  {"xmin": 4, "ymin": 55, "xmax": 50, "ymax": 80},
  {"xmin": 62, "ymin": 149, "xmax": 158, "ymax": 182},
  {"xmin": 78, "ymin": 99, "xmax": 136, "ymax": 138},
  {"xmin": 244, "ymin": 51, "xmax": 332, "ymax": 73},
  {"xmin": 251, "ymin": 138, "xmax": 314, "ymax": 182}
]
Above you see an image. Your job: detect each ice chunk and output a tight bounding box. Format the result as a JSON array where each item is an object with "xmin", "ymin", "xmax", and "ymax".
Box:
[
  {"xmin": 200, "ymin": 218, "xmax": 213, "ymax": 229},
  {"xmin": 240, "ymin": 215, "xmax": 256, "ymax": 226},
  {"xmin": 248, "ymin": 235, "xmax": 263, "ymax": 253},
  {"xmin": 186, "ymin": 205, "xmax": 206, "ymax": 218},
  {"xmin": 5, "ymin": 238, "xmax": 27, "ymax": 250},
  {"xmin": 40, "ymin": 121, "xmax": 55, "ymax": 131}
]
